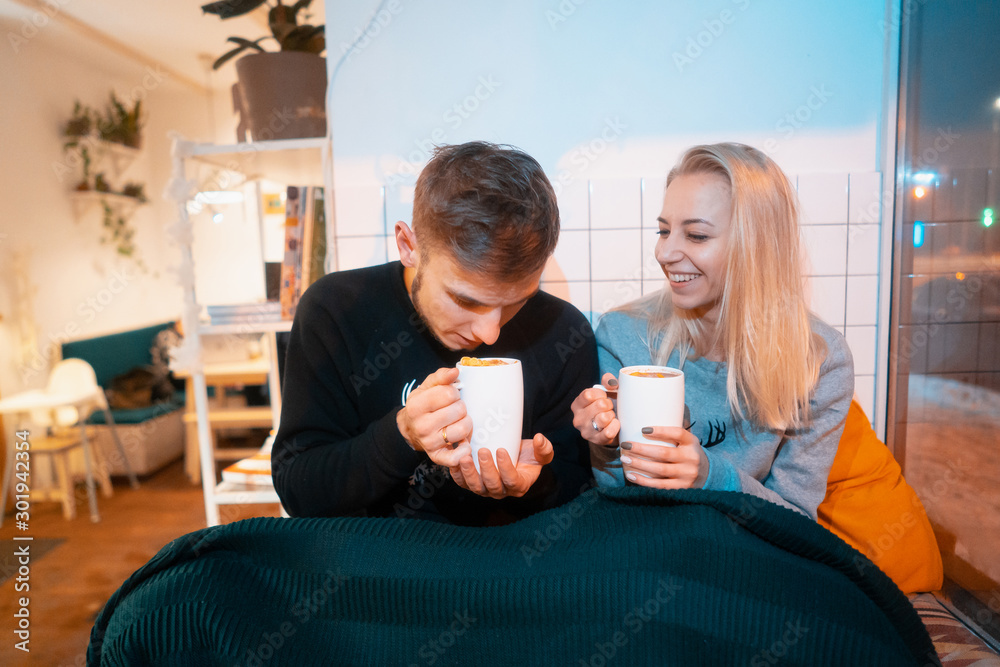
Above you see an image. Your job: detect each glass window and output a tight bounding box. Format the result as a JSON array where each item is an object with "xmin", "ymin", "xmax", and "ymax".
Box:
[{"xmin": 891, "ymin": 0, "xmax": 1000, "ymax": 640}]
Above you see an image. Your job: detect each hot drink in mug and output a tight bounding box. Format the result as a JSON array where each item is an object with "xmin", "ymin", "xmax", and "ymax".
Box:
[
  {"xmin": 455, "ymin": 357, "xmax": 523, "ymax": 473},
  {"xmin": 615, "ymin": 365, "xmax": 684, "ymax": 480}
]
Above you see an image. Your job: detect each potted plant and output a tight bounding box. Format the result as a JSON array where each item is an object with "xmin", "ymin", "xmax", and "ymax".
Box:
[
  {"xmin": 64, "ymin": 101, "xmax": 95, "ymax": 189},
  {"xmin": 60, "ymin": 98, "xmax": 148, "ymax": 270},
  {"xmin": 203, "ymin": 0, "xmax": 327, "ymax": 140},
  {"xmin": 64, "ymin": 101, "xmax": 94, "ymax": 139},
  {"xmin": 98, "ymin": 93, "xmax": 144, "ymax": 149},
  {"xmin": 122, "ymin": 182, "xmax": 147, "ymax": 203}
]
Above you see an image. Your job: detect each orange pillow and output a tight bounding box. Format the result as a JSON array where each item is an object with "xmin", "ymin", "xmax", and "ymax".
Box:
[{"xmin": 816, "ymin": 399, "xmax": 943, "ymax": 594}]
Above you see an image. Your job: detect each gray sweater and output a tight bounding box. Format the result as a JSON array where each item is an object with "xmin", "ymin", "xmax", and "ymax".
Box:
[{"xmin": 592, "ymin": 309, "xmax": 854, "ymax": 518}]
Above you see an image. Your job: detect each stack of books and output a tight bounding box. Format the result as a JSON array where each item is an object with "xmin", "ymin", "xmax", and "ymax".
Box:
[
  {"xmin": 221, "ymin": 436, "xmax": 275, "ymax": 487},
  {"xmin": 280, "ymin": 185, "xmax": 327, "ymax": 320},
  {"xmin": 206, "ymin": 302, "xmax": 283, "ymax": 326}
]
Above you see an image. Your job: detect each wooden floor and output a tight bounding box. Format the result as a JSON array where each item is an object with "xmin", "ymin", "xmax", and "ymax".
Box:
[{"xmin": 0, "ymin": 457, "xmax": 280, "ymax": 666}]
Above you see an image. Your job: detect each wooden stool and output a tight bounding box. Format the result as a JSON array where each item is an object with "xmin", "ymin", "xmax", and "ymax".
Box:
[{"xmin": 31, "ymin": 427, "xmax": 112, "ymax": 520}]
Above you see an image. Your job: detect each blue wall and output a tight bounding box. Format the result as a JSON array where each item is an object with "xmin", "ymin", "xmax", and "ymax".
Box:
[{"xmin": 325, "ymin": 0, "xmax": 890, "ymax": 183}]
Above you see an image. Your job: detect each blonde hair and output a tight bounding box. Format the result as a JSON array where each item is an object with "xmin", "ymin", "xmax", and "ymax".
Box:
[{"xmin": 624, "ymin": 143, "xmax": 825, "ymax": 431}]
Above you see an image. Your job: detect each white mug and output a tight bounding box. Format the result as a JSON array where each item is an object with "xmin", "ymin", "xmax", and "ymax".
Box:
[
  {"xmin": 614, "ymin": 365, "xmax": 684, "ymax": 479},
  {"xmin": 455, "ymin": 358, "xmax": 524, "ymax": 474}
]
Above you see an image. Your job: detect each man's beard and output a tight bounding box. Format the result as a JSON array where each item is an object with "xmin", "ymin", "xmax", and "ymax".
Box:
[{"xmin": 408, "ymin": 267, "xmax": 449, "ymax": 349}]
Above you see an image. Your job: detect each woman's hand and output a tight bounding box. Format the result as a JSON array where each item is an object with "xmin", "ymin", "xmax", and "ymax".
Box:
[
  {"xmin": 570, "ymin": 372, "xmax": 620, "ymax": 446},
  {"xmin": 621, "ymin": 426, "xmax": 709, "ymax": 489}
]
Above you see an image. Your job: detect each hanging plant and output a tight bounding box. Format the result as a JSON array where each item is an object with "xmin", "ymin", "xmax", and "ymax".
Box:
[
  {"xmin": 100, "ymin": 202, "xmax": 146, "ymax": 271},
  {"xmin": 101, "ymin": 202, "xmax": 134, "ymax": 254},
  {"xmin": 73, "ymin": 148, "xmax": 92, "ymax": 191}
]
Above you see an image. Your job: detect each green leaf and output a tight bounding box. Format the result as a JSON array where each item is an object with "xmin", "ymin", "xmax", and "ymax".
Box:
[
  {"xmin": 281, "ymin": 24, "xmax": 325, "ymax": 53},
  {"xmin": 213, "ymin": 38, "xmax": 267, "ymax": 69},
  {"xmin": 227, "ymin": 36, "xmax": 268, "ymax": 49},
  {"xmin": 201, "ymin": 0, "xmax": 269, "ymax": 20}
]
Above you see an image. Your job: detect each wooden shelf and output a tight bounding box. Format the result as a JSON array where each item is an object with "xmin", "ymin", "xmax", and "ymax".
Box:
[
  {"xmin": 174, "ymin": 358, "xmax": 271, "ymax": 383},
  {"xmin": 183, "ymin": 406, "xmax": 273, "ymax": 428},
  {"xmin": 181, "ymin": 137, "xmax": 327, "ymax": 186}
]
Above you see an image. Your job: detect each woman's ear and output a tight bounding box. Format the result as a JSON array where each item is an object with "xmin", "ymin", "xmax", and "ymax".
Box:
[{"xmin": 395, "ymin": 221, "xmax": 419, "ymax": 269}]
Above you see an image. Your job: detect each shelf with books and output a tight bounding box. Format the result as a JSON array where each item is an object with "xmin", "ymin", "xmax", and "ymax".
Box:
[
  {"xmin": 167, "ymin": 132, "xmax": 334, "ymax": 527},
  {"xmin": 279, "ymin": 185, "xmax": 327, "ymax": 320},
  {"xmin": 216, "ymin": 438, "xmax": 279, "ymax": 505},
  {"xmin": 200, "ymin": 301, "xmax": 288, "ymax": 335}
]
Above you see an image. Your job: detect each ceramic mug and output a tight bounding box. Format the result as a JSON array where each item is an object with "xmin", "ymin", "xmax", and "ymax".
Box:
[
  {"xmin": 455, "ymin": 358, "xmax": 524, "ymax": 473},
  {"xmin": 613, "ymin": 365, "xmax": 684, "ymax": 479}
]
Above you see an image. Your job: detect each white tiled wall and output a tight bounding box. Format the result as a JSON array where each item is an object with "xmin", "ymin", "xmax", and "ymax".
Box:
[
  {"xmin": 331, "ymin": 172, "xmax": 884, "ymax": 421},
  {"xmin": 796, "ymin": 172, "xmax": 883, "ymax": 422}
]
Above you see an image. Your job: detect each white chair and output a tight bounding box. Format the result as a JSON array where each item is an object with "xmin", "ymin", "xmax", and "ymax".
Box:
[{"xmin": 27, "ymin": 359, "xmax": 121, "ymax": 521}]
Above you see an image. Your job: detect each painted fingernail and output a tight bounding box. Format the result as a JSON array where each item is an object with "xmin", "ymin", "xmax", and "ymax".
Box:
[
  {"xmin": 641, "ymin": 427, "xmax": 653, "ymax": 434},
  {"xmin": 626, "ymin": 473, "xmax": 637, "ymax": 482},
  {"xmin": 608, "ymin": 378, "xmax": 618, "ymax": 387},
  {"xmin": 620, "ymin": 456, "xmax": 632, "ymax": 465},
  {"xmin": 620, "ymin": 441, "xmax": 633, "ymax": 450}
]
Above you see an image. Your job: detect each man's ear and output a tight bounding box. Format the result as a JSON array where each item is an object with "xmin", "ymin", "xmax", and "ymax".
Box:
[{"xmin": 395, "ymin": 221, "xmax": 419, "ymax": 269}]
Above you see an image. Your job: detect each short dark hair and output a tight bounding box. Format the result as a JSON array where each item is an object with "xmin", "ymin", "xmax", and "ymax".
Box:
[{"xmin": 412, "ymin": 141, "xmax": 559, "ymax": 280}]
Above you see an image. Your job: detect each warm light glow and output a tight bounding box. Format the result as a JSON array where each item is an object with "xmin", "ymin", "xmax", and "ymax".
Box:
[
  {"xmin": 913, "ymin": 185, "xmax": 927, "ymax": 199},
  {"xmin": 995, "ymin": 96, "xmax": 1000, "ymax": 110},
  {"xmin": 956, "ymin": 272, "xmax": 965, "ymax": 281}
]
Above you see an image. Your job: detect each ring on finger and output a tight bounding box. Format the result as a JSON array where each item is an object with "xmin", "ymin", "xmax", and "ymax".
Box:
[
  {"xmin": 441, "ymin": 426, "xmax": 451, "ymax": 446},
  {"xmin": 591, "ymin": 418, "xmax": 601, "ymax": 432}
]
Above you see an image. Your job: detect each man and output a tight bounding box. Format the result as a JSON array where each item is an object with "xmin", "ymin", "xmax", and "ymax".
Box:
[{"xmin": 273, "ymin": 141, "xmax": 597, "ymax": 525}]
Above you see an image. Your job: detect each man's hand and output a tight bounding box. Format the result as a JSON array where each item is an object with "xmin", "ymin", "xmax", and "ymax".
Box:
[
  {"xmin": 396, "ymin": 367, "xmax": 472, "ymax": 468},
  {"xmin": 450, "ymin": 433, "xmax": 554, "ymax": 499},
  {"xmin": 620, "ymin": 426, "xmax": 708, "ymax": 489}
]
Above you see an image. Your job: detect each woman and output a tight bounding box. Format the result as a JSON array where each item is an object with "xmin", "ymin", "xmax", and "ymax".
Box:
[{"xmin": 571, "ymin": 143, "xmax": 854, "ymax": 518}]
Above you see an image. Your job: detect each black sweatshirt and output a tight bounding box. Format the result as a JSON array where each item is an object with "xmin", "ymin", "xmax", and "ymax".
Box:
[{"xmin": 272, "ymin": 262, "xmax": 599, "ymax": 525}]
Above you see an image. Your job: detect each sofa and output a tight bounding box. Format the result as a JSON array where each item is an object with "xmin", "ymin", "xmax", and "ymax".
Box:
[{"xmin": 61, "ymin": 322, "xmax": 185, "ymax": 476}]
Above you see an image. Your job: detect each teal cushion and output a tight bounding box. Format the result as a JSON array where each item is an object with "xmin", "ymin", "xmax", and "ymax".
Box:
[
  {"xmin": 62, "ymin": 322, "xmax": 175, "ymax": 389},
  {"xmin": 88, "ymin": 398, "xmax": 183, "ymax": 425}
]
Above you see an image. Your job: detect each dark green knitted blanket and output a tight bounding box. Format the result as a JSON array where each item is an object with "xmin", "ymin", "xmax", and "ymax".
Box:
[{"xmin": 88, "ymin": 488, "xmax": 939, "ymax": 666}]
